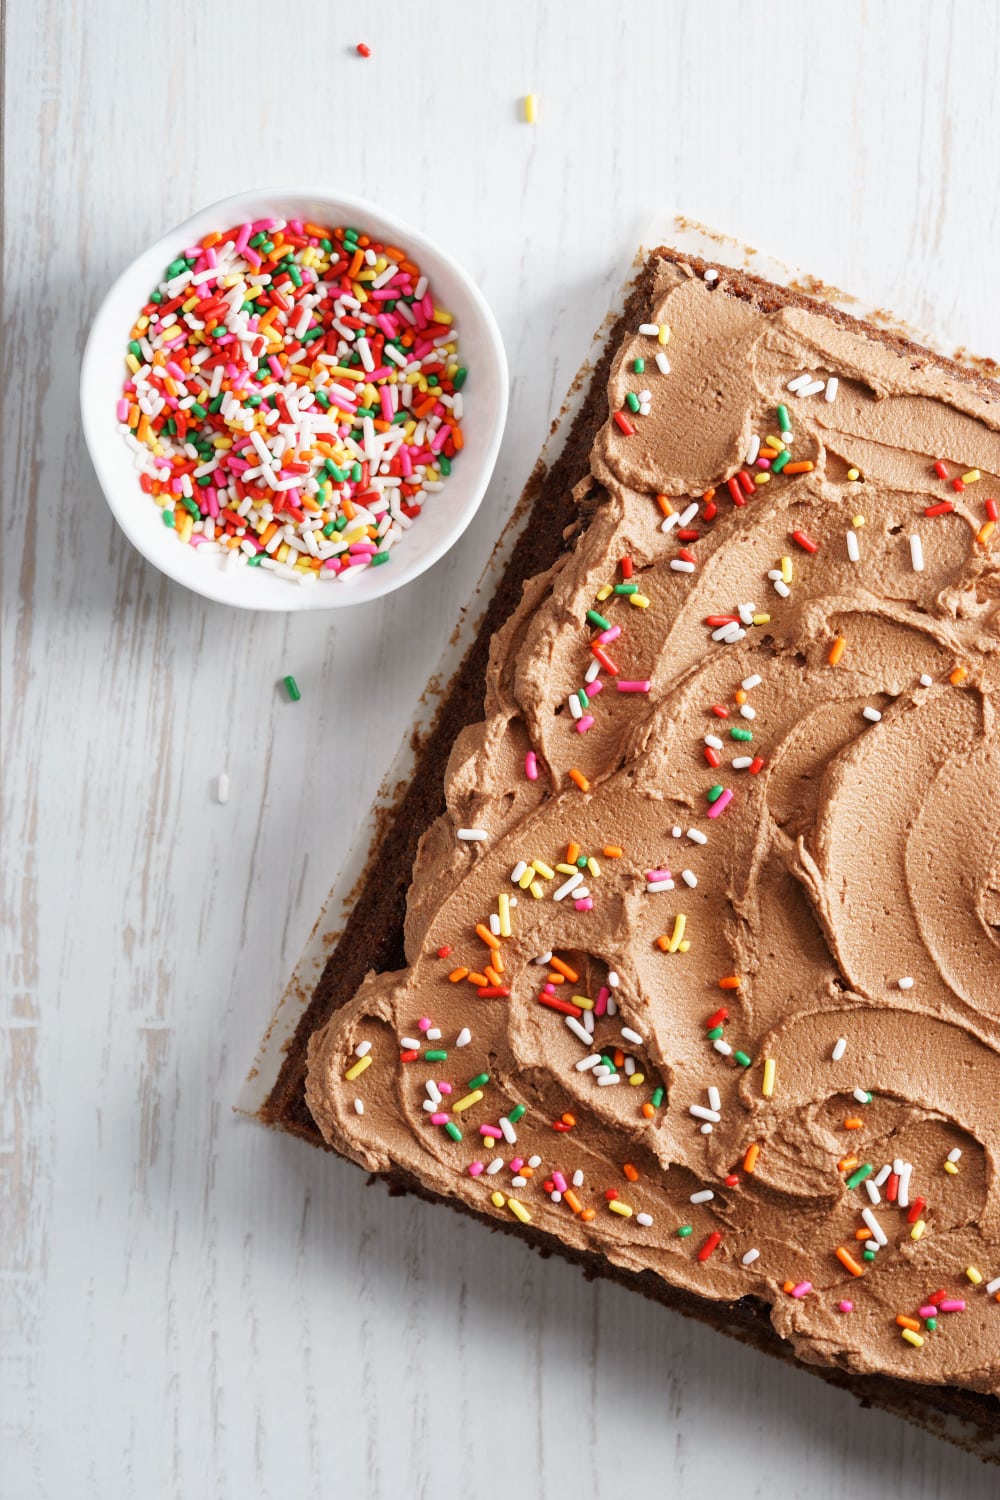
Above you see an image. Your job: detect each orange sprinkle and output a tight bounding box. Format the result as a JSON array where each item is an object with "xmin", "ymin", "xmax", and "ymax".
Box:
[
  {"xmin": 656, "ymin": 493, "xmax": 673, "ymax": 517},
  {"xmin": 200, "ymin": 230, "xmax": 223, "ymax": 249},
  {"xmin": 623, "ymin": 1163, "xmax": 639, "ymax": 1183},
  {"xmin": 519, "ymin": 1165, "xmax": 534, "ymax": 1179},
  {"xmin": 475, "ymin": 923, "xmax": 500, "ymax": 950},
  {"xmin": 896, "ymin": 1314, "xmax": 921, "ymax": 1332},
  {"xmin": 546, "ymin": 973, "xmax": 565, "ymax": 986},
  {"xmin": 718, "ymin": 975, "xmax": 741, "ymax": 990},
  {"xmin": 561, "ymin": 1113, "xmax": 576, "ymax": 1127},
  {"xmin": 784, "ymin": 461, "xmax": 814, "ymax": 475},
  {"xmin": 641, "ymin": 1102, "xmax": 655, "ymax": 1119},
  {"xmin": 451, "ymin": 426, "xmax": 464, "ymax": 453},
  {"xmin": 612, "ymin": 1048, "xmax": 625, "ymax": 1069},
  {"xmin": 855, "ymin": 1227, "xmax": 870, "ymax": 1241},
  {"xmin": 603, "ymin": 845, "xmax": 624, "ymax": 858},
  {"xmin": 828, "ymin": 635, "xmax": 847, "ymax": 667},
  {"xmin": 734, "ymin": 689, "xmax": 748, "ymax": 706},
  {"xmin": 950, "ymin": 666, "xmax": 968, "ymax": 686},
  {"xmin": 549, "ymin": 957, "xmax": 579, "ymax": 983},
  {"xmin": 838, "ymin": 1155, "xmax": 859, "ymax": 1173},
  {"xmin": 492, "ymin": 948, "xmax": 504, "ymax": 974},
  {"xmin": 467, "ymin": 972, "xmax": 489, "ymax": 987},
  {"xmin": 978, "ymin": 520, "xmax": 996, "ymax": 545},
  {"xmin": 448, "ymin": 966, "xmax": 470, "ymax": 983},
  {"xmin": 581, "ymin": 1208, "xmax": 597, "ymax": 1222},
  {"xmin": 836, "ymin": 1247, "xmax": 865, "ymax": 1277},
  {"xmin": 844, "ymin": 1117, "xmax": 863, "ymax": 1130},
  {"xmin": 564, "ymin": 1190, "xmax": 583, "ymax": 1214},
  {"xmin": 783, "ymin": 1280, "xmax": 795, "ymax": 1294},
  {"xmin": 569, "ymin": 768, "xmax": 590, "ymax": 792},
  {"xmin": 656, "ymin": 934, "xmax": 672, "ymax": 952},
  {"xmin": 566, "ymin": 842, "xmax": 581, "ymax": 864},
  {"xmin": 743, "ymin": 1142, "xmax": 760, "ymax": 1174},
  {"xmin": 702, "ymin": 488, "xmax": 716, "ymax": 503},
  {"xmin": 484, "ymin": 966, "xmax": 501, "ymax": 987}
]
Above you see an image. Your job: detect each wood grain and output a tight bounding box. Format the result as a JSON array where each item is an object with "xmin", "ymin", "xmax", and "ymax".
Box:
[{"xmin": 3, "ymin": 2, "xmax": 1000, "ymax": 1495}]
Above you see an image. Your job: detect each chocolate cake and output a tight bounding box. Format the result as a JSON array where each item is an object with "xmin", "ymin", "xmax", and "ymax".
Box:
[{"xmin": 263, "ymin": 248, "xmax": 1000, "ymax": 1452}]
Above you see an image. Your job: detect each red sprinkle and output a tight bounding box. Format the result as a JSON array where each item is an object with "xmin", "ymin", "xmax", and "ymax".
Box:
[
  {"xmin": 933, "ymin": 460, "xmax": 949, "ymax": 480},
  {"xmin": 711, "ymin": 704, "xmax": 730, "ymax": 718},
  {"xmin": 477, "ymin": 986, "xmax": 510, "ymax": 998},
  {"xmin": 605, "ymin": 1188, "xmax": 619, "ymax": 1202},
  {"xmin": 677, "ymin": 547, "xmax": 697, "ymax": 564},
  {"xmin": 737, "ymin": 469, "xmax": 755, "ymax": 495},
  {"xmin": 702, "ymin": 501, "xmax": 718, "ymax": 521},
  {"xmin": 748, "ymin": 755, "xmax": 765, "ymax": 774},
  {"xmin": 907, "ymin": 1196, "xmax": 927, "ymax": 1224},
  {"xmin": 437, "ymin": 945, "xmax": 453, "ymax": 958},
  {"xmin": 987, "ymin": 498, "xmax": 999, "ymax": 522},
  {"xmin": 400, "ymin": 1048, "xmax": 419, "ymax": 1062},
  {"xmin": 952, "ymin": 478, "xmax": 966, "ymax": 493},
  {"xmin": 538, "ymin": 993, "xmax": 583, "ymax": 1019},
  {"xmin": 925, "ymin": 501, "xmax": 954, "ymax": 517},
  {"xmin": 704, "ymin": 747, "xmax": 721, "ymax": 768},
  {"xmin": 677, "ymin": 528, "xmax": 700, "ymax": 542},
  {"xmin": 705, "ymin": 615, "xmax": 738, "ymax": 627},
  {"xmin": 614, "ymin": 411, "xmax": 636, "ymax": 436},
  {"xmin": 727, "ymin": 477, "xmax": 746, "ymax": 508},
  {"xmin": 551, "ymin": 1120, "xmax": 572, "ymax": 1133},
  {"xmin": 705, "ymin": 1007, "xmax": 729, "ymax": 1029},
  {"xmin": 356, "ymin": 41, "xmax": 371, "ymax": 56},
  {"xmin": 791, "ymin": 529, "xmax": 818, "ymax": 553},
  {"xmin": 621, "ymin": 556, "xmax": 633, "ymax": 579},
  {"xmin": 886, "ymin": 1171, "xmax": 900, "ymax": 1203},
  {"xmin": 724, "ymin": 1174, "xmax": 740, "ymax": 1188},
  {"xmin": 697, "ymin": 1231, "xmax": 723, "ymax": 1262},
  {"xmin": 592, "ymin": 645, "xmax": 620, "ymax": 675}
]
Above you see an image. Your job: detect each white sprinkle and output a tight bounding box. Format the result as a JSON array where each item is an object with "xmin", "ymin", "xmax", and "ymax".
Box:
[
  {"xmin": 773, "ymin": 579, "xmax": 791, "ymax": 599},
  {"xmin": 825, "ymin": 377, "xmax": 839, "ymax": 402},
  {"xmin": 700, "ymin": 1122, "xmax": 714, "ymax": 1135},
  {"xmin": 919, "ymin": 673, "xmax": 933, "ymax": 687},
  {"xmin": 400, "ymin": 1036, "xmax": 421, "ymax": 1050},
  {"xmin": 681, "ymin": 869, "xmax": 698, "ymax": 888},
  {"xmin": 572, "ymin": 1170, "xmax": 584, "ymax": 1187},
  {"xmin": 568, "ymin": 693, "xmax": 583, "ymax": 720},
  {"xmin": 712, "ymin": 622, "xmax": 739, "ymax": 640},
  {"xmin": 638, "ymin": 402, "xmax": 652, "ymax": 416},
  {"xmin": 646, "ymin": 878, "xmax": 674, "ymax": 893},
  {"xmin": 636, "ymin": 1212, "xmax": 654, "ymax": 1227},
  {"xmin": 499, "ymin": 1117, "xmax": 516, "ymax": 1144},
  {"xmin": 713, "ymin": 1039, "xmax": 732, "ymax": 1056},
  {"xmin": 566, "ymin": 1016, "xmax": 592, "ymax": 1047},
  {"xmin": 688, "ymin": 828, "xmax": 708, "ymax": 845},
  {"xmin": 679, "ymin": 502, "xmax": 700, "ymax": 527},
  {"xmin": 739, "ymin": 704, "xmax": 756, "ymax": 720},
  {"xmin": 597, "ymin": 1073, "xmax": 621, "ymax": 1086},
  {"xmin": 534, "ymin": 951, "xmax": 553, "ymax": 966},
  {"xmin": 798, "ymin": 379, "xmax": 826, "ymax": 398},
  {"xmin": 421, "ymin": 1100, "xmax": 437, "ymax": 1113},
  {"xmin": 621, "ymin": 1026, "xmax": 643, "ymax": 1045},
  {"xmin": 528, "ymin": 1155, "xmax": 541, "ymax": 1168},
  {"xmin": 638, "ymin": 323, "xmax": 659, "ymax": 335},
  {"xmin": 738, "ymin": 603, "xmax": 756, "ymax": 625},
  {"xmin": 216, "ymin": 772, "xmax": 230, "ymax": 804},
  {"xmin": 661, "ymin": 511, "xmax": 680, "ymax": 534},
  {"xmin": 947, "ymin": 1147, "xmax": 963, "ymax": 1163},
  {"xmin": 637, "ymin": 389, "xmax": 652, "ymax": 403},
  {"xmin": 865, "ymin": 1240, "xmax": 880, "ymax": 1254},
  {"xmin": 671, "ymin": 825, "xmax": 682, "ymax": 838},
  {"xmin": 585, "ymin": 658, "xmax": 601, "ymax": 683},
  {"xmin": 550, "ymin": 1190, "xmax": 562, "ymax": 1203},
  {"xmin": 853, "ymin": 1087, "xmax": 871, "ymax": 1105},
  {"xmin": 690, "ymin": 1189, "xmax": 715, "ymax": 1204},
  {"xmin": 865, "ymin": 1179, "xmax": 881, "ymax": 1205},
  {"xmin": 704, "ymin": 733, "xmax": 724, "ymax": 750},
  {"xmin": 742, "ymin": 674, "xmax": 762, "ymax": 690},
  {"xmin": 898, "ymin": 976, "xmax": 914, "ymax": 990},
  {"xmin": 732, "ymin": 756, "xmax": 753, "ymax": 770},
  {"xmin": 742, "ymin": 1248, "xmax": 760, "ymax": 1266},
  {"xmin": 862, "ymin": 1207, "xmax": 888, "ymax": 1246},
  {"xmin": 690, "ymin": 1105, "xmax": 721, "ymax": 1123},
  {"xmin": 898, "ymin": 1161, "xmax": 912, "ymax": 1209},
  {"xmin": 489, "ymin": 913, "xmax": 501, "ymax": 936},
  {"xmin": 745, "ymin": 435, "xmax": 761, "ymax": 465},
  {"xmin": 426, "ymin": 1027, "xmax": 441, "ymax": 1041},
  {"xmin": 458, "ymin": 828, "xmax": 489, "ymax": 842},
  {"xmin": 873, "ymin": 1164, "xmax": 892, "ymax": 1188},
  {"xmin": 426, "ymin": 1080, "xmax": 442, "ymax": 1104},
  {"xmin": 910, "ymin": 534, "xmax": 924, "ymax": 572},
  {"xmin": 583, "ymin": 1010, "xmax": 595, "ymax": 1035},
  {"xmin": 671, "ymin": 559, "xmax": 696, "ymax": 573},
  {"xmin": 655, "ymin": 351, "xmax": 671, "ymax": 376},
  {"xmin": 624, "ymin": 1056, "xmax": 636, "ymax": 1076},
  {"xmin": 355, "ymin": 1040, "xmax": 372, "ymax": 1058},
  {"xmin": 986, "ymin": 1276, "xmax": 1000, "ymax": 1296},
  {"xmin": 847, "ymin": 529, "xmax": 860, "ymax": 562},
  {"xmin": 704, "ymin": 268, "xmax": 719, "ymax": 284},
  {"xmin": 832, "ymin": 1037, "xmax": 847, "ymax": 1061},
  {"xmin": 708, "ymin": 1086, "xmax": 721, "ymax": 1111},
  {"xmin": 553, "ymin": 871, "xmax": 584, "ymax": 901},
  {"xmin": 862, "ymin": 706, "xmax": 882, "ymax": 723},
  {"xmin": 511, "ymin": 861, "xmax": 528, "ymax": 884},
  {"xmin": 486, "ymin": 1158, "xmax": 504, "ymax": 1175},
  {"xmin": 456, "ymin": 1028, "xmax": 472, "ymax": 1048},
  {"xmin": 767, "ymin": 570, "xmax": 783, "ymax": 581},
  {"xmin": 787, "ymin": 374, "xmax": 812, "ymax": 392},
  {"xmin": 511, "ymin": 1175, "xmax": 527, "ymax": 1188},
  {"xmin": 354, "ymin": 1099, "xmax": 364, "ymax": 1115},
  {"xmin": 608, "ymin": 971, "xmax": 620, "ymax": 988}
]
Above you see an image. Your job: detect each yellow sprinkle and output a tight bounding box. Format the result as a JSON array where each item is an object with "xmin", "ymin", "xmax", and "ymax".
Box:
[
  {"xmin": 755, "ymin": 471, "xmax": 771, "ymax": 485},
  {"xmin": 944, "ymin": 1160, "xmax": 959, "ymax": 1175},
  {"xmin": 508, "ymin": 1196, "xmax": 531, "ymax": 1223},
  {"xmin": 765, "ymin": 434, "xmax": 786, "ymax": 452},
  {"xmin": 518, "ymin": 867, "xmax": 534, "ymax": 889},
  {"xmin": 852, "ymin": 514, "xmax": 866, "ymax": 527},
  {"xmin": 491, "ymin": 1191, "xmax": 505, "ymax": 1208},
  {"xmin": 572, "ymin": 995, "xmax": 595, "ymax": 1011},
  {"xmin": 555, "ymin": 863, "xmax": 578, "ymax": 875},
  {"xmin": 498, "ymin": 893, "xmax": 511, "ymax": 938},
  {"xmin": 629, "ymin": 1072, "xmax": 645, "ymax": 1087},
  {"xmin": 910, "ymin": 1219, "xmax": 926, "ymax": 1240},
  {"xmin": 658, "ymin": 323, "xmax": 671, "ymax": 345},
  {"xmin": 596, "ymin": 583, "xmax": 614, "ymax": 601},
  {"xmin": 532, "ymin": 859, "xmax": 554, "ymax": 879},
  {"xmin": 125, "ymin": 352, "xmax": 140, "ymax": 374},
  {"xmin": 780, "ymin": 555, "xmax": 793, "ymax": 584},
  {"xmin": 962, "ymin": 469, "xmax": 981, "ymax": 484},
  {"xmin": 967, "ymin": 1265, "xmax": 983, "ymax": 1285},
  {"xmin": 668, "ymin": 913, "xmax": 687, "ymax": 953},
  {"xmin": 325, "ymin": 365, "xmax": 365, "ymax": 381},
  {"xmin": 630, "ymin": 593, "xmax": 650, "ymax": 609},
  {"xmin": 587, "ymin": 857, "xmax": 601, "ymax": 878},
  {"xmin": 846, "ymin": 467, "xmax": 860, "ymax": 481},
  {"xmin": 523, "ymin": 93, "xmax": 538, "ymax": 124},
  {"xmin": 762, "ymin": 1058, "xmax": 776, "ymax": 1098},
  {"xmin": 678, "ymin": 940, "xmax": 691, "ymax": 951},
  {"xmin": 344, "ymin": 1054, "xmax": 372, "ymax": 1082},
  {"xmin": 452, "ymin": 1089, "xmax": 484, "ymax": 1114},
  {"xmin": 609, "ymin": 1200, "xmax": 633, "ymax": 1218},
  {"xmin": 529, "ymin": 880, "xmax": 544, "ymax": 899},
  {"xmin": 752, "ymin": 613, "xmax": 771, "ymax": 625},
  {"xmin": 901, "ymin": 1329, "xmax": 924, "ymax": 1348}
]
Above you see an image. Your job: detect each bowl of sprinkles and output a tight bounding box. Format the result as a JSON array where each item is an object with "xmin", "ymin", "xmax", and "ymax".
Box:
[{"xmin": 82, "ymin": 190, "xmax": 508, "ymax": 609}]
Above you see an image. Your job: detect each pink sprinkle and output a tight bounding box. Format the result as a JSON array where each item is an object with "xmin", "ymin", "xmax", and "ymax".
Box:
[
  {"xmin": 576, "ymin": 714, "xmax": 595, "ymax": 733},
  {"xmin": 479, "ymin": 1125, "xmax": 502, "ymax": 1139},
  {"xmin": 418, "ymin": 1017, "xmax": 432, "ymax": 1032},
  {"xmin": 437, "ymin": 1081, "xmax": 452, "ymax": 1096},
  {"xmin": 552, "ymin": 1171, "xmax": 568, "ymax": 1193},
  {"xmin": 617, "ymin": 680, "xmax": 651, "ymax": 692},
  {"xmin": 379, "ymin": 387, "xmax": 394, "ymax": 421},
  {"xmin": 347, "ymin": 554, "xmax": 370, "ymax": 566},
  {"xmin": 543, "ymin": 982, "xmax": 556, "ymax": 996},
  {"xmin": 595, "ymin": 987, "xmax": 609, "ymax": 1017},
  {"xmin": 234, "ymin": 222, "xmax": 252, "ymax": 255},
  {"xmin": 509, "ymin": 1157, "xmax": 524, "ymax": 1173},
  {"xmin": 791, "ymin": 1281, "xmax": 812, "ymax": 1298},
  {"xmin": 755, "ymin": 457, "xmax": 772, "ymax": 470},
  {"xmin": 838, "ymin": 1300, "xmax": 853, "ymax": 1314},
  {"xmin": 468, "ymin": 1161, "xmax": 484, "ymax": 1177},
  {"xmin": 525, "ymin": 751, "xmax": 538, "ymax": 780},
  {"xmin": 707, "ymin": 787, "xmax": 734, "ymax": 818},
  {"xmin": 646, "ymin": 869, "xmax": 672, "ymax": 882},
  {"xmin": 116, "ymin": 398, "xmax": 130, "ymax": 421},
  {"xmin": 938, "ymin": 1299, "xmax": 966, "ymax": 1313},
  {"xmin": 430, "ymin": 1112, "xmax": 449, "ymax": 1126},
  {"xmin": 918, "ymin": 1305, "xmax": 938, "ymax": 1319},
  {"xmin": 588, "ymin": 679, "xmax": 604, "ymax": 697},
  {"xmin": 598, "ymin": 625, "xmax": 621, "ymax": 644},
  {"xmin": 574, "ymin": 897, "xmax": 593, "ymax": 911}
]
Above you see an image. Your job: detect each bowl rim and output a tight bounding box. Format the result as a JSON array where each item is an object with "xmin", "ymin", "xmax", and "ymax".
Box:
[{"xmin": 80, "ymin": 185, "xmax": 509, "ymax": 611}]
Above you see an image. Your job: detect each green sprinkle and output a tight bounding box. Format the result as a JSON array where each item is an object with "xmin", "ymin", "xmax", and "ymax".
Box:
[
  {"xmin": 706, "ymin": 1025, "xmax": 724, "ymax": 1041},
  {"xmin": 845, "ymin": 1164, "xmax": 873, "ymax": 1190},
  {"xmin": 771, "ymin": 449, "xmax": 791, "ymax": 474},
  {"xmin": 614, "ymin": 583, "xmax": 638, "ymax": 594},
  {"xmin": 651, "ymin": 1086, "xmax": 665, "ymax": 1108},
  {"xmin": 632, "ymin": 357, "xmax": 645, "ymax": 374},
  {"xmin": 246, "ymin": 553, "xmax": 263, "ymax": 567},
  {"xmin": 863, "ymin": 1249, "xmax": 876, "ymax": 1261},
  {"xmin": 439, "ymin": 455, "xmax": 452, "ymax": 475},
  {"xmin": 425, "ymin": 1049, "xmax": 448, "ymax": 1062},
  {"xmin": 507, "ymin": 1104, "xmax": 526, "ymax": 1124},
  {"xmin": 586, "ymin": 609, "xmax": 611, "ymax": 630},
  {"xmin": 162, "ymin": 508, "xmax": 176, "ymax": 528},
  {"xmin": 128, "ymin": 339, "xmax": 142, "ymax": 359},
  {"xmin": 600, "ymin": 1054, "xmax": 617, "ymax": 1074},
  {"xmin": 677, "ymin": 1225, "xmax": 693, "ymax": 1238},
  {"xmin": 625, "ymin": 392, "xmax": 641, "ymax": 413},
  {"xmin": 371, "ymin": 551, "xmax": 391, "ymax": 566},
  {"xmin": 190, "ymin": 402, "xmax": 207, "ymax": 419},
  {"xmin": 777, "ymin": 403, "xmax": 791, "ymax": 433},
  {"xmin": 576, "ymin": 855, "xmax": 588, "ymax": 869},
  {"xmin": 734, "ymin": 1050, "xmax": 752, "ymax": 1068},
  {"xmin": 208, "ymin": 394, "xmax": 225, "ymax": 414},
  {"xmin": 322, "ymin": 521, "xmax": 337, "ymax": 538},
  {"xmin": 468, "ymin": 1073, "xmax": 490, "ymax": 1090},
  {"xmin": 454, "ymin": 368, "xmax": 469, "ymax": 392},
  {"xmin": 577, "ymin": 689, "xmax": 589, "ymax": 710},
  {"xmin": 166, "ymin": 257, "xmax": 187, "ymax": 277},
  {"xmin": 925, "ymin": 1317, "xmax": 937, "ymax": 1331},
  {"xmin": 707, "ymin": 784, "xmax": 725, "ymax": 804},
  {"xmin": 288, "ymin": 264, "xmax": 303, "ymax": 288},
  {"xmin": 283, "ymin": 675, "xmax": 301, "ymax": 702},
  {"xmin": 444, "ymin": 1122, "xmax": 462, "ymax": 1142},
  {"xmin": 196, "ymin": 473, "xmax": 213, "ymax": 487},
  {"xmin": 730, "ymin": 726, "xmax": 753, "ymax": 741},
  {"xmin": 351, "ymin": 463, "xmax": 362, "ymax": 483},
  {"xmin": 181, "ymin": 496, "xmax": 200, "ymax": 519}
]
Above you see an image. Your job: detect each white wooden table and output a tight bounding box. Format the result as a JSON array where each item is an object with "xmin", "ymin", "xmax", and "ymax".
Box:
[{"xmin": 4, "ymin": 3, "xmax": 999, "ymax": 1495}]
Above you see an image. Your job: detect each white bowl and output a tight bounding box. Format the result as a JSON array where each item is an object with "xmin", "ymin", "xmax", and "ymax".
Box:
[{"xmin": 80, "ymin": 188, "xmax": 508, "ymax": 610}]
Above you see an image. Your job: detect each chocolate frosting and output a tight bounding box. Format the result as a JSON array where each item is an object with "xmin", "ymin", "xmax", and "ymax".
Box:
[{"xmin": 307, "ymin": 258, "xmax": 1000, "ymax": 1394}]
